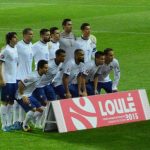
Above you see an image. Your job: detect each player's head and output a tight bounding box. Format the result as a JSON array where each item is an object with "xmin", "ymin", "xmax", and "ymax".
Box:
[
  {"xmin": 95, "ymin": 51, "xmax": 105, "ymax": 66},
  {"xmin": 22, "ymin": 28, "xmax": 33, "ymax": 43},
  {"xmin": 6, "ymin": 32, "xmax": 18, "ymax": 46},
  {"xmin": 74, "ymin": 49, "xmax": 84, "ymax": 63},
  {"xmin": 40, "ymin": 28, "xmax": 50, "ymax": 43},
  {"xmin": 80, "ymin": 23, "xmax": 91, "ymax": 38},
  {"xmin": 62, "ymin": 18, "xmax": 72, "ymax": 33},
  {"xmin": 37, "ymin": 60, "xmax": 48, "ymax": 75},
  {"xmin": 50, "ymin": 27, "xmax": 60, "ymax": 42},
  {"xmin": 55, "ymin": 49, "xmax": 66, "ymax": 63},
  {"xmin": 104, "ymin": 48, "xmax": 114, "ymax": 63}
]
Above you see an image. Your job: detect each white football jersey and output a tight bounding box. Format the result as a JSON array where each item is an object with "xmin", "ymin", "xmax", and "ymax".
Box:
[
  {"xmin": 83, "ymin": 60, "xmax": 102, "ymax": 81},
  {"xmin": 17, "ymin": 70, "xmax": 42, "ymax": 99},
  {"xmin": 37, "ymin": 59, "xmax": 63, "ymax": 87},
  {"xmin": 97, "ymin": 58, "xmax": 120, "ymax": 90},
  {"xmin": 76, "ymin": 37, "xmax": 96, "ymax": 63},
  {"xmin": 53, "ymin": 59, "xmax": 84, "ymax": 87},
  {"xmin": 48, "ymin": 41, "xmax": 60, "ymax": 60},
  {"xmin": 59, "ymin": 32, "xmax": 76, "ymax": 62},
  {"xmin": 32, "ymin": 41, "xmax": 49, "ymax": 68},
  {"xmin": 0, "ymin": 45, "xmax": 18, "ymax": 83},
  {"xmin": 16, "ymin": 40, "xmax": 33, "ymax": 80}
]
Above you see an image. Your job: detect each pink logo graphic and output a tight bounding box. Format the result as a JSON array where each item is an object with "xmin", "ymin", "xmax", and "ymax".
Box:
[{"xmin": 59, "ymin": 90, "xmax": 146, "ymax": 132}]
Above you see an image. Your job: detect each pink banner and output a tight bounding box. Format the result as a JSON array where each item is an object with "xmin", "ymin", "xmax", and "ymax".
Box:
[{"xmin": 56, "ymin": 90, "xmax": 149, "ymax": 132}]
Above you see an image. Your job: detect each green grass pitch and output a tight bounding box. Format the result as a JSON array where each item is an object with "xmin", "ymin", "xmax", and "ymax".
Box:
[{"xmin": 0, "ymin": 0, "xmax": 150, "ymax": 149}]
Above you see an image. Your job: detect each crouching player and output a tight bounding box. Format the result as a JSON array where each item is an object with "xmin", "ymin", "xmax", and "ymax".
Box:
[
  {"xmin": 97, "ymin": 48, "xmax": 120, "ymax": 93},
  {"xmin": 81, "ymin": 51, "xmax": 105, "ymax": 95},
  {"xmin": 16, "ymin": 60, "xmax": 48, "ymax": 131}
]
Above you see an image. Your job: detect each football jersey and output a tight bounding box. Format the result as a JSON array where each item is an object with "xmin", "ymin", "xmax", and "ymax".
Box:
[
  {"xmin": 48, "ymin": 41, "xmax": 60, "ymax": 60},
  {"xmin": 83, "ymin": 60, "xmax": 102, "ymax": 82},
  {"xmin": 37, "ymin": 59, "xmax": 63, "ymax": 87},
  {"xmin": 97, "ymin": 58, "xmax": 120, "ymax": 90},
  {"xmin": 16, "ymin": 40, "xmax": 33, "ymax": 80},
  {"xmin": 0, "ymin": 44, "xmax": 18, "ymax": 83},
  {"xmin": 59, "ymin": 32, "xmax": 76, "ymax": 62},
  {"xmin": 76, "ymin": 37, "xmax": 96, "ymax": 63},
  {"xmin": 53, "ymin": 59, "xmax": 84, "ymax": 87},
  {"xmin": 17, "ymin": 70, "xmax": 42, "ymax": 99},
  {"xmin": 32, "ymin": 41, "xmax": 49, "ymax": 68}
]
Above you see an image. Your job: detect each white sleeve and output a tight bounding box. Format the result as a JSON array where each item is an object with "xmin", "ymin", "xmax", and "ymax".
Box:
[
  {"xmin": 0, "ymin": 49, "xmax": 6, "ymax": 62},
  {"xmin": 63, "ymin": 61, "xmax": 72, "ymax": 75},
  {"xmin": 21, "ymin": 74, "xmax": 36, "ymax": 87},
  {"xmin": 112, "ymin": 60, "xmax": 120, "ymax": 90}
]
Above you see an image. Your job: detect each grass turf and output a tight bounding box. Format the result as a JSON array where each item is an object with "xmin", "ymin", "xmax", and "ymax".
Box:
[{"xmin": 0, "ymin": 0, "xmax": 150, "ymax": 149}]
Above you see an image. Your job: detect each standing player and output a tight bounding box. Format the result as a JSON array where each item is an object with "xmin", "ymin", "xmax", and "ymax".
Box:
[
  {"xmin": 13, "ymin": 28, "xmax": 33, "ymax": 128},
  {"xmin": 76, "ymin": 23, "xmax": 96, "ymax": 63},
  {"xmin": 97, "ymin": 48, "xmax": 120, "ymax": 93},
  {"xmin": 0, "ymin": 32, "xmax": 18, "ymax": 131},
  {"xmin": 48, "ymin": 27, "xmax": 60, "ymax": 60},
  {"xmin": 17, "ymin": 60, "xmax": 48, "ymax": 131},
  {"xmin": 82, "ymin": 51, "xmax": 105, "ymax": 95},
  {"xmin": 32, "ymin": 28, "xmax": 50, "ymax": 68},
  {"xmin": 53, "ymin": 49, "xmax": 85, "ymax": 98},
  {"xmin": 59, "ymin": 18, "xmax": 76, "ymax": 62}
]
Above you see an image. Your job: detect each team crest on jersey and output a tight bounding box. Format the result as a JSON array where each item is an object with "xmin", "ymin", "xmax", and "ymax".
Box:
[
  {"xmin": 110, "ymin": 66, "xmax": 113, "ymax": 70},
  {"xmin": 24, "ymin": 79, "xmax": 28, "ymax": 83},
  {"xmin": 0, "ymin": 54, "xmax": 5, "ymax": 59}
]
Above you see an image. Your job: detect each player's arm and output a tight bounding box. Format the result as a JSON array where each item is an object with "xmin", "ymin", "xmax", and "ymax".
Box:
[
  {"xmin": 62, "ymin": 73, "xmax": 72, "ymax": 98},
  {"xmin": 18, "ymin": 81, "xmax": 30, "ymax": 104},
  {"xmin": 0, "ymin": 50, "xmax": 6, "ymax": 86},
  {"xmin": 93, "ymin": 74, "xmax": 99, "ymax": 94},
  {"xmin": 0, "ymin": 61, "xmax": 5, "ymax": 86},
  {"xmin": 112, "ymin": 60, "xmax": 120, "ymax": 92},
  {"xmin": 18, "ymin": 81, "xmax": 25, "ymax": 95},
  {"xmin": 77, "ymin": 73, "xmax": 87, "ymax": 97}
]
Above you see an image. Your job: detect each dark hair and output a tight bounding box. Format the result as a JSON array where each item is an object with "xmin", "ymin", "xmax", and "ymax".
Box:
[
  {"xmin": 40, "ymin": 28, "xmax": 49, "ymax": 35},
  {"xmin": 50, "ymin": 27, "xmax": 58, "ymax": 34},
  {"xmin": 22, "ymin": 28, "xmax": 32, "ymax": 35},
  {"xmin": 80, "ymin": 23, "xmax": 90, "ymax": 30},
  {"xmin": 95, "ymin": 51, "xmax": 105, "ymax": 58},
  {"xmin": 62, "ymin": 18, "xmax": 71, "ymax": 26},
  {"xmin": 37, "ymin": 60, "xmax": 48, "ymax": 71},
  {"xmin": 6, "ymin": 32, "xmax": 17, "ymax": 44},
  {"xmin": 104, "ymin": 48, "xmax": 113, "ymax": 55},
  {"xmin": 56, "ymin": 49, "xmax": 65, "ymax": 56},
  {"xmin": 74, "ymin": 49, "xmax": 83, "ymax": 55}
]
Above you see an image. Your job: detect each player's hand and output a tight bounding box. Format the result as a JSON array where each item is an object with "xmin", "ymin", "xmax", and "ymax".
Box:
[
  {"xmin": 0, "ymin": 79, "xmax": 6, "ymax": 86},
  {"xmin": 94, "ymin": 90, "xmax": 99, "ymax": 95},
  {"xmin": 22, "ymin": 96, "xmax": 30, "ymax": 104},
  {"xmin": 81, "ymin": 91, "xmax": 87, "ymax": 97},
  {"xmin": 65, "ymin": 92, "xmax": 72, "ymax": 98}
]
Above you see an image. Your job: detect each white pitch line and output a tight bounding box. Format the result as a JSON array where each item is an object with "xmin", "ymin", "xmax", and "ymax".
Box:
[
  {"xmin": 0, "ymin": 28, "xmax": 149, "ymax": 35},
  {"xmin": 0, "ymin": 3, "xmax": 149, "ymax": 8}
]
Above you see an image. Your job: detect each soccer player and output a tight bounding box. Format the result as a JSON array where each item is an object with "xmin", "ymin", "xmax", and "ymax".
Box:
[
  {"xmin": 13, "ymin": 28, "xmax": 33, "ymax": 128},
  {"xmin": 17, "ymin": 60, "xmax": 48, "ymax": 131},
  {"xmin": 76, "ymin": 23, "xmax": 97, "ymax": 63},
  {"xmin": 48, "ymin": 27, "xmax": 60, "ymax": 60},
  {"xmin": 59, "ymin": 18, "xmax": 76, "ymax": 62},
  {"xmin": 0, "ymin": 32, "xmax": 18, "ymax": 131},
  {"xmin": 53, "ymin": 49, "xmax": 85, "ymax": 98},
  {"xmin": 32, "ymin": 49, "xmax": 66, "ymax": 105},
  {"xmin": 32, "ymin": 28, "xmax": 50, "ymax": 68},
  {"xmin": 82, "ymin": 51, "xmax": 105, "ymax": 95},
  {"xmin": 97, "ymin": 48, "xmax": 120, "ymax": 93}
]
